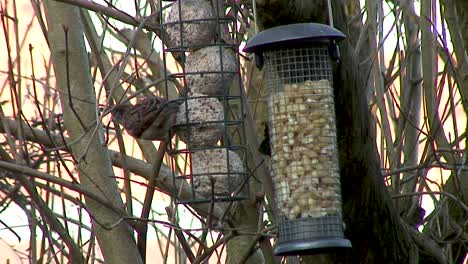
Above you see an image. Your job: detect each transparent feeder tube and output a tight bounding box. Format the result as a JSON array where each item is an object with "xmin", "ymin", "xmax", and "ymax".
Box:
[{"xmin": 264, "ymin": 46, "xmax": 347, "ymax": 249}]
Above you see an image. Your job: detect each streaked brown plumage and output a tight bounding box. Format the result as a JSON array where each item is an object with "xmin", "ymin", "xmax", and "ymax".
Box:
[{"xmin": 111, "ymin": 96, "xmax": 180, "ymax": 141}]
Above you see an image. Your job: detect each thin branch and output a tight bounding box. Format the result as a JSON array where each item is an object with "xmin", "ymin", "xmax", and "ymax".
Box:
[
  {"xmin": 391, "ymin": 191, "xmax": 468, "ymax": 214},
  {"xmin": 5, "ymin": 168, "xmax": 85, "ymax": 262},
  {"xmin": 0, "ymin": 115, "xmax": 226, "ymax": 220},
  {"xmin": 0, "ymin": 160, "xmax": 126, "ymax": 215},
  {"xmin": 192, "ymin": 232, "xmax": 235, "ymax": 264},
  {"xmin": 405, "ymin": 221, "xmax": 448, "ymax": 264},
  {"xmin": 137, "ymin": 141, "xmax": 167, "ymax": 262},
  {"xmin": 166, "ymin": 206, "xmax": 195, "ymax": 263},
  {"xmin": 53, "ymin": 0, "xmax": 160, "ymax": 32}
]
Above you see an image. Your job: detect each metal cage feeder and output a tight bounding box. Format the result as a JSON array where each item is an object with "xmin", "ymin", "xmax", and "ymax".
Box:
[
  {"xmin": 244, "ymin": 23, "xmax": 351, "ymax": 255},
  {"xmin": 160, "ymin": 0, "xmax": 249, "ymax": 204}
]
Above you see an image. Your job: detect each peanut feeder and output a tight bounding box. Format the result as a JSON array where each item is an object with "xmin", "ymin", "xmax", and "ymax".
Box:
[{"xmin": 244, "ymin": 23, "xmax": 351, "ymax": 255}]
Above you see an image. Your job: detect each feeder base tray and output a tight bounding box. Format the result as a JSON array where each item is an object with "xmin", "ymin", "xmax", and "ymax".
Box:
[{"xmin": 274, "ymin": 237, "xmax": 351, "ymax": 256}]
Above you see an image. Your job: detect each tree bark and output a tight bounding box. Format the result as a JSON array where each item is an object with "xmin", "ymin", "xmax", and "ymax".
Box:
[{"xmin": 332, "ymin": 1, "xmax": 417, "ymax": 262}]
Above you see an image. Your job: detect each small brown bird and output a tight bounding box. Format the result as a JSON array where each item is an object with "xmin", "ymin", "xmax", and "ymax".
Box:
[{"xmin": 111, "ymin": 95, "xmax": 181, "ymax": 141}]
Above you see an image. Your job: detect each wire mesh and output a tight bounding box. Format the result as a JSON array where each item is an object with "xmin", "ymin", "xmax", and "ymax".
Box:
[
  {"xmin": 264, "ymin": 46, "xmax": 346, "ymax": 242},
  {"xmin": 159, "ymin": 0, "xmax": 249, "ymax": 204},
  {"xmin": 266, "ymin": 47, "xmax": 332, "ymax": 89}
]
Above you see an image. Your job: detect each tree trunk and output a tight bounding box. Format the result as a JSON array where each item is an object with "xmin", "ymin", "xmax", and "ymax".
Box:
[{"xmin": 43, "ymin": 1, "xmax": 143, "ymax": 263}]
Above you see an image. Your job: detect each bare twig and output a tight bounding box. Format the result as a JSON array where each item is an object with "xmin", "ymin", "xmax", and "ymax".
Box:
[
  {"xmin": 405, "ymin": 221, "xmax": 448, "ymax": 264},
  {"xmin": 0, "ymin": 160, "xmax": 126, "ymax": 215},
  {"xmin": 192, "ymin": 232, "xmax": 235, "ymax": 264},
  {"xmin": 392, "ymin": 191, "xmax": 468, "ymax": 214},
  {"xmin": 53, "ymin": 0, "xmax": 160, "ymax": 32},
  {"xmin": 165, "ymin": 206, "xmax": 195, "ymax": 263},
  {"xmin": 137, "ymin": 141, "xmax": 167, "ymax": 262}
]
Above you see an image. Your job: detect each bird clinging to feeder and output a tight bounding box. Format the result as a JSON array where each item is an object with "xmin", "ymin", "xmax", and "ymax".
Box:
[{"xmin": 111, "ymin": 95, "xmax": 180, "ymax": 142}]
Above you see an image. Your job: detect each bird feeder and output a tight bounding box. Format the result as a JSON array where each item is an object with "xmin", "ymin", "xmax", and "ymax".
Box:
[
  {"xmin": 160, "ymin": 0, "xmax": 249, "ymax": 204},
  {"xmin": 244, "ymin": 23, "xmax": 351, "ymax": 255}
]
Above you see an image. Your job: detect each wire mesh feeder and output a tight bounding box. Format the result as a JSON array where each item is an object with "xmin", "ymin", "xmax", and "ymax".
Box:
[
  {"xmin": 160, "ymin": 0, "xmax": 249, "ymax": 204},
  {"xmin": 244, "ymin": 23, "xmax": 351, "ymax": 255}
]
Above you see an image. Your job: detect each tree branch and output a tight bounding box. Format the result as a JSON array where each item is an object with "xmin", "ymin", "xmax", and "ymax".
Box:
[
  {"xmin": 53, "ymin": 0, "xmax": 160, "ymax": 32},
  {"xmin": 0, "ymin": 115, "xmax": 226, "ymax": 220}
]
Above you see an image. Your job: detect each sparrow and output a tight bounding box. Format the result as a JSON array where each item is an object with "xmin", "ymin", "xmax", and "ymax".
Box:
[{"xmin": 111, "ymin": 95, "xmax": 181, "ymax": 142}]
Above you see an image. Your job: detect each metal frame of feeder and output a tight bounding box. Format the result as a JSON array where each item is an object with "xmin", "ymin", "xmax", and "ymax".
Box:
[
  {"xmin": 159, "ymin": 0, "xmax": 249, "ymax": 204},
  {"xmin": 244, "ymin": 23, "xmax": 351, "ymax": 255}
]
